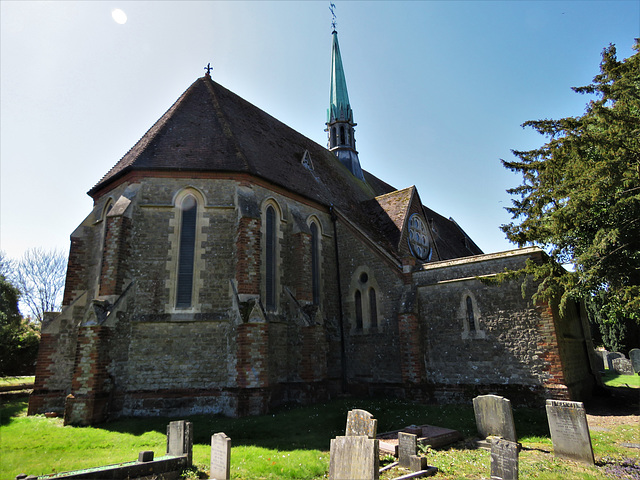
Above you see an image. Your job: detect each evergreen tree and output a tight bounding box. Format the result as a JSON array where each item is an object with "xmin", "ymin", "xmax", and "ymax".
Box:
[
  {"xmin": 0, "ymin": 255, "xmax": 40, "ymax": 375},
  {"xmin": 501, "ymin": 40, "xmax": 639, "ymax": 351}
]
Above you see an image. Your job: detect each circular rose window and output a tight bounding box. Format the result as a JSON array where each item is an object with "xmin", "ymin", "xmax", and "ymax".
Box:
[{"xmin": 407, "ymin": 213, "xmax": 432, "ymax": 261}]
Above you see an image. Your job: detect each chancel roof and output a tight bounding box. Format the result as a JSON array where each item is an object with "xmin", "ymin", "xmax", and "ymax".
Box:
[{"xmin": 90, "ymin": 75, "xmax": 481, "ymax": 263}]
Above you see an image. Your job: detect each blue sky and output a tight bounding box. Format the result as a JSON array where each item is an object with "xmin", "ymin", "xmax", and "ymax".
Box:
[{"xmin": 1, "ymin": 1, "xmax": 638, "ymax": 262}]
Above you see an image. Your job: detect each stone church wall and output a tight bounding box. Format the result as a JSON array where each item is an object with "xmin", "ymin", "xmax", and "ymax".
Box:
[
  {"xmin": 411, "ymin": 249, "xmax": 595, "ymax": 405},
  {"xmin": 334, "ymin": 220, "xmax": 406, "ymax": 389}
]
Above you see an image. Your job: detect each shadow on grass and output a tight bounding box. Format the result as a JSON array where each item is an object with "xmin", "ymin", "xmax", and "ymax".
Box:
[
  {"xmin": 99, "ymin": 397, "xmax": 551, "ymax": 451},
  {"xmin": 1, "ymin": 395, "xmax": 551, "ymax": 450},
  {"xmin": 0, "ymin": 395, "xmax": 30, "ymax": 426}
]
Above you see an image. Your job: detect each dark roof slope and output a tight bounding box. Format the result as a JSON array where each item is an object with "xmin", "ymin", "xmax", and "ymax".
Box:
[{"xmin": 90, "ymin": 75, "xmax": 481, "ymax": 262}]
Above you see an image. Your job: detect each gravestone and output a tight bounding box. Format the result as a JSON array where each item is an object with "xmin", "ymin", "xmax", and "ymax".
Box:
[
  {"xmin": 545, "ymin": 400, "xmax": 594, "ymax": 465},
  {"xmin": 346, "ymin": 409, "xmax": 378, "ymax": 439},
  {"xmin": 210, "ymin": 432, "xmax": 231, "ymax": 480},
  {"xmin": 606, "ymin": 352, "xmax": 624, "ymax": 370},
  {"xmin": 592, "ymin": 352, "xmax": 604, "ymax": 372},
  {"xmin": 630, "ymin": 349, "xmax": 640, "ymax": 374},
  {"xmin": 473, "ymin": 395, "xmax": 517, "ymax": 442},
  {"xmin": 138, "ymin": 450, "xmax": 154, "ymax": 462},
  {"xmin": 491, "ymin": 437, "xmax": 518, "ymax": 480},
  {"xmin": 167, "ymin": 420, "xmax": 194, "ymax": 465},
  {"xmin": 329, "ymin": 435, "xmax": 379, "ymax": 480},
  {"xmin": 398, "ymin": 432, "xmax": 417, "ymax": 468},
  {"xmin": 612, "ymin": 357, "xmax": 634, "ymax": 375}
]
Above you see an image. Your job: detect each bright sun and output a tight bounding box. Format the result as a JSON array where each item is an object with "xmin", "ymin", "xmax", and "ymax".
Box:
[{"xmin": 111, "ymin": 8, "xmax": 127, "ymax": 25}]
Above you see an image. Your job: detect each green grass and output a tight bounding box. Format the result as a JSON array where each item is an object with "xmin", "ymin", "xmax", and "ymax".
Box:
[
  {"xmin": 601, "ymin": 371, "xmax": 640, "ymax": 388},
  {"xmin": 1, "ymin": 395, "xmax": 638, "ymax": 479},
  {"xmin": 0, "ymin": 376, "xmax": 34, "ymax": 387}
]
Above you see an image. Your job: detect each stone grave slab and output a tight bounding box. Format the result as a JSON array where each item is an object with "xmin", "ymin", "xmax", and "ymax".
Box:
[
  {"xmin": 545, "ymin": 400, "xmax": 594, "ymax": 465},
  {"xmin": 346, "ymin": 409, "xmax": 378, "ymax": 439},
  {"xmin": 612, "ymin": 357, "xmax": 634, "ymax": 375},
  {"xmin": 377, "ymin": 425, "xmax": 462, "ymax": 455},
  {"xmin": 473, "ymin": 395, "xmax": 517, "ymax": 442},
  {"xmin": 329, "ymin": 435, "xmax": 379, "ymax": 480},
  {"xmin": 491, "ymin": 437, "xmax": 518, "ymax": 480},
  {"xmin": 629, "ymin": 349, "xmax": 640, "ymax": 374},
  {"xmin": 398, "ymin": 432, "xmax": 417, "ymax": 468},
  {"xmin": 210, "ymin": 432, "xmax": 231, "ymax": 480}
]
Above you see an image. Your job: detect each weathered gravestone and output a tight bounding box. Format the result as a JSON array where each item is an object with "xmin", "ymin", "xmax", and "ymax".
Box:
[
  {"xmin": 346, "ymin": 408, "xmax": 378, "ymax": 438},
  {"xmin": 398, "ymin": 432, "xmax": 417, "ymax": 469},
  {"xmin": 138, "ymin": 450, "xmax": 154, "ymax": 463},
  {"xmin": 491, "ymin": 437, "xmax": 518, "ymax": 480},
  {"xmin": 545, "ymin": 400, "xmax": 594, "ymax": 465},
  {"xmin": 329, "ymin": 435, "xmax": 379, "ymax": 480},
  {"xmin": 606, "ymin": 352, "xmax": 624, "ymax": 370},
  {"xmin": 630, "ymin": 349, "xmax": 640, "ymax": 374},
  {"xmin": 592, "ymin": 352, "xmax": 605, "ymax": 372},
  {"xmin": 612, "ymin": 357, "xmax": 634, "ymax": 375},
  {"xmin": 167, "ymin": 420, "xmax": 194, "ymax": 465},
  {"xmin": 210, "ymin": 432, "xmax": 231, "ymax": 480},
  {"xmin": 473, "ymin": 395, "xmax": 517, "ymax": 442}
]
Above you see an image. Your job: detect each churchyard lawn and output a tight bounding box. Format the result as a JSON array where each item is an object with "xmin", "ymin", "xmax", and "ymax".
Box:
[
  {"xmin": 602, "ymin": 371, "xmax": 640, "ymax": 389},
  {"xmin": 1, "ymin": 394, "xmax": 637, "ymax": 479}
]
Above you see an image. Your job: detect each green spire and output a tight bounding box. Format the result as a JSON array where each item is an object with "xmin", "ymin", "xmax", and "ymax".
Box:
[
  {"xmin": 325, "ymin": 29, "xmax": 365, "ymax": 182},
  {"xmin": 328, "ymin": 31, "xmax": 353, "ymax": 123}
]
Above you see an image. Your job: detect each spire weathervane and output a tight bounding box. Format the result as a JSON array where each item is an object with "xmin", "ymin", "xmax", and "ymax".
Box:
[
  {"xmin": 330, "ymin": 2, "xmax": 337, "ymax": 32},
  {"xmin": 204, "ymin": 63, "xmax": 213, "ymax": 76}
]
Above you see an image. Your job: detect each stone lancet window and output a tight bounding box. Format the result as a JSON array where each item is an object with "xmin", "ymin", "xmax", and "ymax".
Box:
[
  {"xmin": 340, "ymin": 125, "xmax": 346, "ymax": 145},
  {"xmin": 355, "ymin": 290, "xmax": 363, "ymax": 329},
  {"xmin": 265, "ymin": 205, "xmax": 277, "ymax": 311},
  {"xmin": 369, "ymin": 288, "xmax": 377, "ymax": 328},
  {"xmin": 176, "ymin": 195, "xmax": 197, "ymax": 308},
  {"xmin": 350, "ymin": 268, "xmax": 381, "ymax": 332},
  {"xmin": 310, "ymin": 222, "xmax": 320, "ymax": 305},
  {"xmin": 98, "ymin": 200, "xmax": 114, "ymax": 286},
  {"xmin": 466, "ymin": 296, "xmax": 476, "ymax": 331},
  {"xmin": 331, "ymin": 127, "xmax": 337, "ymax": 148}
]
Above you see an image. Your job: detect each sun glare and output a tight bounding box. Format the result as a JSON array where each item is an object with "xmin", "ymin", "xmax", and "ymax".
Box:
[{"xmin": 111, "ymin": 8, "xmax": 127, "ymax": 25}]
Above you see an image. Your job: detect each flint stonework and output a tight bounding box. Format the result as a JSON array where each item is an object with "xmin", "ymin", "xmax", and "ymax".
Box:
[
  {"xmin": 473, "ymin": 395, "xmax": 517, "ymax": 442},
  {"xmin": 545, "ymin": 400, "xmax": 594, "ymax": 465}
]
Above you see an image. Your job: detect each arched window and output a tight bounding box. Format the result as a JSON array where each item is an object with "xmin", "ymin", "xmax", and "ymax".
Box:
[
  {"xmin": 98, "ymin": 200, "xmax": 114, "ymax": 292},
  {"xmin": 340, "ymin": 125, "xmax": 346, "ymax": 145},
  {"xmin": 331, "ymin": 127, "xmax": 337, "ymax": 148},
  {"xmin": 265, "ymin": 205, "xmax": 277, "ymax": 311},
  {"xmin": 466, "ymin": 296, "xmax": 476, "ymax": 332},
  {"xmin": 355, "ymin": 290, "xmax": 363, "ymax": 329},
  {"xmin": 310, "ymin": 222, "xmax": 320, "ymax": 305},
  {"xmin": 176, "ymin": 195, "xmax": 197, "ymax": 308},
  {"xmin": 369, "ymin": 288, "xmax": 377, "ymax": 328}
]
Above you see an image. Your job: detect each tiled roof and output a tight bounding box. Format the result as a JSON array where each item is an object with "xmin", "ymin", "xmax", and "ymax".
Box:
[{"xmin": 89, "ymin": 75, "xmax": 481, "ymax": 262}]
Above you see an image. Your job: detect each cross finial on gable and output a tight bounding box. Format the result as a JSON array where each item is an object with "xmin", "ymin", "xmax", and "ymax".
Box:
[{"xmin": 204, "ymin": 63, "xmax": 213, "ymax": 76}]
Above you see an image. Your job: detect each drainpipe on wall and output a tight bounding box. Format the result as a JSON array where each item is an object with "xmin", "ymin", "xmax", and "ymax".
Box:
[{"xmin": 330, "ymin": 206, "xmax": 348, "ymax": 393}]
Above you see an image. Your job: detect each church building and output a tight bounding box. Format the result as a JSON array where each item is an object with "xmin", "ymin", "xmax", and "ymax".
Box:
[{"xmin": 29, "ymin": 29, "xmax": 597, "ymax": 425}]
